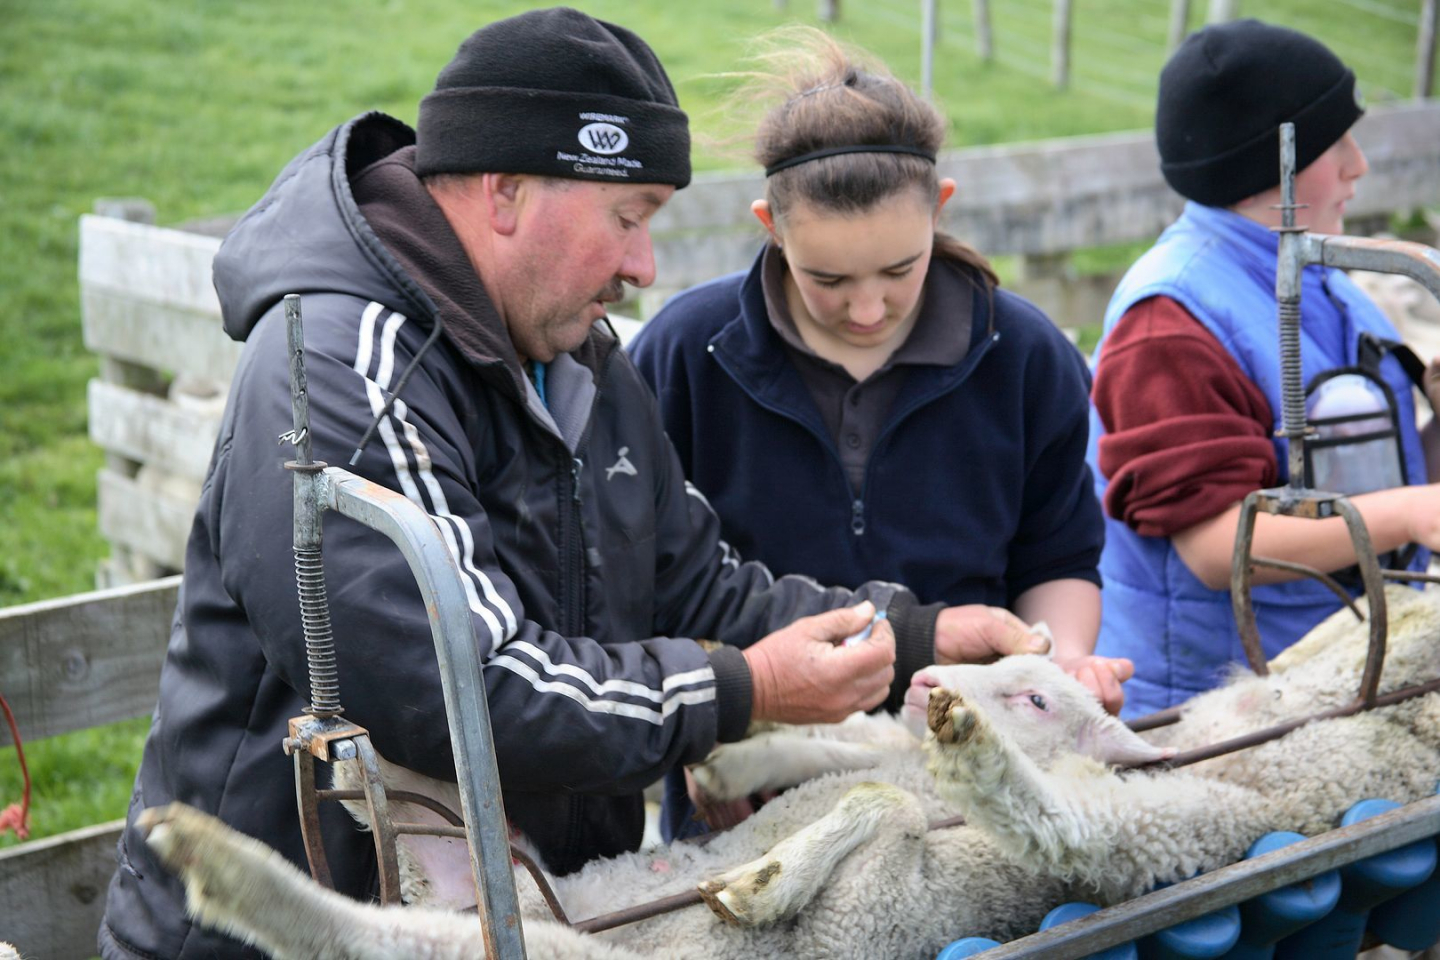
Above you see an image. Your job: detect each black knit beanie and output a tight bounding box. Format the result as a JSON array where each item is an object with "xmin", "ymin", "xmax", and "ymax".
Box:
[
  {"xmin": 1156, "ymin": 19, "xmax": 1363, "ymax": 207},
  {"xmin": 416, "ymin": 7, "xmax": 691, "ymax": 188}
]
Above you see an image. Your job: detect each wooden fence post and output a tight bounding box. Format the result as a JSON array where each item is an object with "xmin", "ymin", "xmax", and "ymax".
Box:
[
  {"xmin": 973, "ymin": 0, "xmax": 993, "ymax": 62},
  {"xmin": 1168, "ymin": 0, "xmax": 1191, "ymax": 51},
  {"xmin": 1207, "ymin": 0, "xmax": 1237, "ymax": 23},
  {"xmin": 1052, "ymin": 0, "xmax": 1073, "ymax": 90},
  {"xmin": 90, "ymin": 199, "xmax": 167, "ymax": 587},
  {"xmin": 1418, "ymin": 0, "xmax": 1438, "ymax": 100},
  {"xmin": 922, "ymin": 0, "xmax": 938, "ymax": 98}
]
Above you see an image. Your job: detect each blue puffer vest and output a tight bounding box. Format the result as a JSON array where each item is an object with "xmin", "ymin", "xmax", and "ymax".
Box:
[{"xmin": 1087, "ymin": 203, "xmax": 1428, "ymax": 719}]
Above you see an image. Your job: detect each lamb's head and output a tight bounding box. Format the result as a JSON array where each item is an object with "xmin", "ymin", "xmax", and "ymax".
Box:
[{"xmin": 906, "ymin": 655, "xmax": 1173, "ymax": 769}]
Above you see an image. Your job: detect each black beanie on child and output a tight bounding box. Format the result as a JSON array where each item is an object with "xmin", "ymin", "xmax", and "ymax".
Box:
[
  {"xmin": 1156, "ymin": 19, "xmax": 1362, "ymax": 208},
  {"xmin": 416, "ymin": 7, "xmax": 691, "ymax": 188}
]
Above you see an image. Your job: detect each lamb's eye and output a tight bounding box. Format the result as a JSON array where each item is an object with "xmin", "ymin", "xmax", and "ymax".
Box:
[{"xmin": 1029, "ymin": 694, "xmax": 1048, "ymax": 711}]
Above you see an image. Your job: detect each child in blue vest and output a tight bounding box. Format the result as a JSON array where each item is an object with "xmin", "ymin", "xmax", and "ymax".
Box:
[{"xmin": 1088, "ymin": 19, "xmax": 1440, "ymax": 720}]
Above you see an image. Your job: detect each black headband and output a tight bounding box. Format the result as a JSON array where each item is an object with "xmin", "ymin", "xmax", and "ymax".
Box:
[{"xmin": 764, "ymin": 144, "xmax": 937, "ymax": 177}]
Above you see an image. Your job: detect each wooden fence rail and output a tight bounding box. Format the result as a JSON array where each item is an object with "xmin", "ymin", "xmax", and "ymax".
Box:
[{"xmin": 0, "ymin": 578, "xmax": 178, "ymax": 958}]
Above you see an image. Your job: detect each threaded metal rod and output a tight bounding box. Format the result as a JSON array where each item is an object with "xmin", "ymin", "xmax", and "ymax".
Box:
[
  {"xmin": 285, "ymin": 293, "xmax": 344, "ymax": 719},
  {"xmin": 1274, "ymin": 122, "xmax": 1311, "ymax": 489}
]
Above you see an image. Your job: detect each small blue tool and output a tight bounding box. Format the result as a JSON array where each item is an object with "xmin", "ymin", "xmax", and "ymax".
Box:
[{"xmin": 842, "ymin": 609, "xmax": 888, "ymax": 646}]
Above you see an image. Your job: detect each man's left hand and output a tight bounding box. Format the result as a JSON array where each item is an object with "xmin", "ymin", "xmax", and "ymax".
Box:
[{"xmin": 933, "ymin": 604, "xmax": 1050, "ymax": 664}]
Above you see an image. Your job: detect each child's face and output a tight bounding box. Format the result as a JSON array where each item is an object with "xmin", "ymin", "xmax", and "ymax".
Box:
[{"xmin": 1235, "ymin": 131, "xmax": 1369, "ymax": 236}]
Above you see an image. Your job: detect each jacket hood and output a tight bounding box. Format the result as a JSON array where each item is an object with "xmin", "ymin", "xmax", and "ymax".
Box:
[{"xmin": 213, "ymin": 112, "xmax": 438, "ymax": 342}]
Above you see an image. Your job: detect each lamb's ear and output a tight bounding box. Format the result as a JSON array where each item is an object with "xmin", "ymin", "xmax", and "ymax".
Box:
[{"xmin": 1075, "ymin": 716, "xmax": 1175, "ymax": 766}]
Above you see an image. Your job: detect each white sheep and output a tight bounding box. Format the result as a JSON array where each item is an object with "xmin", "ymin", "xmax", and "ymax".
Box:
[{"xmin": 140, "ymin": 585, "xmax": 1440, "ymax": 959}]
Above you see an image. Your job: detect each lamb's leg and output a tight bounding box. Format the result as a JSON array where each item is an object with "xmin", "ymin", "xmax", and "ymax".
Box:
[
  {"xmin": 140, "ymin": 803, "xmax": 490, "ymax": 960},
  {"xmin": 924, "ymin": 689, "xmax": 1108, "ymax": 875},
  {"xmin": 691, "ymin": 733, "xmax": 885, "ymax": 802},
  {"xmin": 142, "ymin": 804, "xmax": 652, "ymax": 960},
  {"xmin": 696, "ymin": 781, "xmax": 924, "ymax": 926}
]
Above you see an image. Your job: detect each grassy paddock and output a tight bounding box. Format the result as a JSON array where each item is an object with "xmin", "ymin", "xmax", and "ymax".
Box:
[{"xmin": 0, "ymin": 0, "xmax": 1423, "ymax": 845}]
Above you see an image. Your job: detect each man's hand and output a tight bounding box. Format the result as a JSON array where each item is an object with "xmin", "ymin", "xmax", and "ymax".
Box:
[
  {"xmin": 933, "ymin": 604, "xmax": 1050, "ymax": 665},
  {"xmin": 743, "ymin": 602, "xmax": 896, "ymax": 725},
  {"xmin": 1055, "ymin": 655, "xmax": 1133, "ymax": 715}
]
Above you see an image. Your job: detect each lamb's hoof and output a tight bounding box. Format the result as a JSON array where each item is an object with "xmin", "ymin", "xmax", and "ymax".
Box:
[
  {"xmin": 698, "ymin": 859, "xmax": 784, "ymax": 926},
  {"xmin": 137, "ymin": 804, "xmax": 194, "ymax": 872},
  {"xmin": 689, "ymin": 756, "xmax": 730, "ymax": 803},
  {"xmin": 928, "ymin": 689, "xmax": 979, "ymax": 745}
]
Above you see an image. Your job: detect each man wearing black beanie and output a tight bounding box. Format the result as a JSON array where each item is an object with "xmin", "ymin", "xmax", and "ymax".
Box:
[
  {"xmin": 99, "ymin": 10, "xmax": 1041, "ymax": 957},
  {"xmin": 1085, "ymin": 19, "xmax": 1440, "ymax": 722}
]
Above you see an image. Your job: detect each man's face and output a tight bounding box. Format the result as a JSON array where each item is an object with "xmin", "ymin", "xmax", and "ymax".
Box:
[{"xmin": 501, "ymin": 178, "xmax": 673, "ymax": 363}]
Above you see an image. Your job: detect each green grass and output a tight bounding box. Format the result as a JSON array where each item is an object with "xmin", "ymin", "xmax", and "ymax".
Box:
[{"xmin": 0, "ymin": 0, "xmax": 1424, "ymax": 844}]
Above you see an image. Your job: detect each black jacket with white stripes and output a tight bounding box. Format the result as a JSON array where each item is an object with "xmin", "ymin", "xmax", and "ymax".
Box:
[{"xmin": 99, "ymin": 113, "xmax": 940, "ymax": 959}]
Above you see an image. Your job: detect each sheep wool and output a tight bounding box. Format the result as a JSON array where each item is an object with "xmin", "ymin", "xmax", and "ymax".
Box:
[{"xmin": 142, "ymin": 585, "xmax": 1440, "ymax": 959}]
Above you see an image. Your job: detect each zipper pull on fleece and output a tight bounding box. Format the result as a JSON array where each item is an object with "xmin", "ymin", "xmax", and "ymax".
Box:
[
  {"xmin": 572, "ymin": 458, "xmax": 584, "ymax": 503},
  {"xmin": 851, "ymin": 499, "xmax": 866, "ymax": 536}
]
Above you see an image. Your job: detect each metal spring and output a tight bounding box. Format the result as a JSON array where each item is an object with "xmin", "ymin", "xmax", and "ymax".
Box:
[
  {"xmin": 1278, "ymin": 298, "xmax": 1308, "ymax": 443},
  {"xmin": 295, "ymin": 547, "xmax": 343, "ymax": 717}
]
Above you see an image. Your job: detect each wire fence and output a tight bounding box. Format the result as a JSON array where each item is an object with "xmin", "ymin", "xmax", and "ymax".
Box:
[{"xmin": 859, "ymin": 0, "xmax": 1435, "ymax": 111}]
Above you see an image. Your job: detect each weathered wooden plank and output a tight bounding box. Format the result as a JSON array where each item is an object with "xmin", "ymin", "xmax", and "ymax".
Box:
[
  {"xmin": 80, "ymin": 285, "xmax": 241, "ymax": 384},
  {"xmin": 78, "ymin": 214, "xmax": 221, "ymax": 313},
  {"xmin": 0, "ymin": 819, "xmax": 124, "ymax": 958},
  {"xmin": 651, "ymin": 102, "xmax": 1440, "ymax": 254},
  {"xmin": 88, "ymin": 380, "xmax": 224, "ymax": 483},
  {"xmin": 97, "ymin": 469, "xmax": 196, "ymax": 574},
  {"xmin": 0, "ymin": 578, "xmax": 178, "ymax": 745}
]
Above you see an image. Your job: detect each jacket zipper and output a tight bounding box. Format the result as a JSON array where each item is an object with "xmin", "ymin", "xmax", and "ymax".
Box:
[
  {"xmin": 552, "ymin": 347, "xmax": 619, "ymax": 638},
  {"xmin": 712, "ymin": 332, "xmax": 999, "ymax": 538}
]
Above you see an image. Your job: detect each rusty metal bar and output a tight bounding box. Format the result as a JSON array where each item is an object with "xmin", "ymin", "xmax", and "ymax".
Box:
[
  {"xmin": 967, "ymin": 793, "xmax": 1440, "ymax": 959},
  {"xmin": 1127, "ymin": 705, "xmax": 1183, "ymax": 733},
  {"xmin": 355, "ymin": 734, "xmax": 403, "ymax": 904},
  {"xmin": 316, "ymin": 788, "xmax": 462, "ymax": 825},
  {"xmin": 1382, "ymin": 568, "xmax": 1440, "ymax": 584},
  {"xmin": 1143, "ymin": 675, "xmax": 1440, "ymax": 771},
  {"xmin": 1248, "ymin": 557, "xmax": 1364, "ymax": 619},
  {"xmin": 510, "ymin": 845, "xmax": 572, "ymax": 925},
  {"xmin": 292, "ymin": 748, "xmax": 334, "ymax": 888},
  {"xmin": 1230, "ymin": 491, "xmax": 1269, "ymax": 675},
  {"xmin": 1336, "ymin": 498, "xmax": 1389, "ymax": 707},
  {"xmin": 573, "ymin": 888, "xmax": 710, "ymax": 935}
]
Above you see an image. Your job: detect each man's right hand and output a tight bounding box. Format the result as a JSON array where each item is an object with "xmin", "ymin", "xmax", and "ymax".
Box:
[{"xmin": 743, "ymin": 602, "xmax": 896, "ymax": 725}]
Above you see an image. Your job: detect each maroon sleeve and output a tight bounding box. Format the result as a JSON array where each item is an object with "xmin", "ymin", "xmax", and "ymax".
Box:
[{"xmin": 1093, "ymin": 296, "xmax": 1279, "ymax": 538}]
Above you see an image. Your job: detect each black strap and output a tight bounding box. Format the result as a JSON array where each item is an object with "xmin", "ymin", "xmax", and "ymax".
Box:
[{"xmin": 1359, "ymin": 332, "xmax": 1433, "ymax": 413}]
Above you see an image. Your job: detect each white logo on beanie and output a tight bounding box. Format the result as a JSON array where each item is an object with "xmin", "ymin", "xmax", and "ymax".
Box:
[{"xmin": 579, "ymin": 122, "xmax": 629, "ymax": 155}]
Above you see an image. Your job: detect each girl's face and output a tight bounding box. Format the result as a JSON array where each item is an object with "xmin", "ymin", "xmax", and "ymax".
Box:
[{"xmin": 758, "ymin": 183, "xmax": 952, "ymax": 354}]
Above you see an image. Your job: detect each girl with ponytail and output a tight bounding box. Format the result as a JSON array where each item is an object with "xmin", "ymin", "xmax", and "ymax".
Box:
[{"xmin": 629, "ymin": 29, "xmax": 1116, "ymax": 835}]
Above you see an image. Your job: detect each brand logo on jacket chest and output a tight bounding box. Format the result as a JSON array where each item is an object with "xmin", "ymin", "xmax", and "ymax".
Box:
[{"xmin": 606, "ymin": 447, "xmax": 637, "ymax": 481}]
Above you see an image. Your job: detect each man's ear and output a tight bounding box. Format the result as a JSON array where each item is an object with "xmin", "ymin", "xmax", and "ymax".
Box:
[
  {"xmin": 487, "ymin": 172, "xmax": 525, "ymax": 236},
  {"xmin": 751, "ymin": 199, "xmax": 780, "ymax": 246}
]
